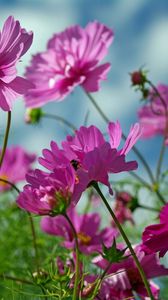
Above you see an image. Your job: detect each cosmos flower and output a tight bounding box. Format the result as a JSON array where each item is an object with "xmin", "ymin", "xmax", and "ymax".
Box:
[
  {"xmin": 41, "ymin": 208, "xmax": 117, "ymax": 255},
  {"xmin": 0, "ymin": 146, "xmax": 35, "ymax": 191},
  {"xmin": 24, "ymin": 21, "xmax": 113, "ymax": 108},
  {"xmin": 112, "ymin": 191, "xmax": 135, "ymax": 226},
  {"xmin": 0, "ymin": 16, "xmax": 33, "ymax": 111},
  {"xmin": 142, "ymin": 203, "xmax": 168, "ymax": 257},
  {"xmin": 17, "ymin": 164, "xmax": 76, "ymax": 215},
  {"xmin": 17, "ymin": 121, "xmax": 140, "ymax": 213},
  {"xmin": 39, "ymin": 121, "xmax": 141, "ymax": 201},
  {"xmin": 93, "ymin": 245, "xmax": 168, "ymax": 299},
  {"xmin": 138, "ymin": 84, "xmax": 168, "ymax": 144}
]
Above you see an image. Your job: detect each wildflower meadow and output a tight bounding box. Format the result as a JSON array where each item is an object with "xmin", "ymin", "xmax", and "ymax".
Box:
[{"xmin": 0, "ymin": 13, "xmax": 168, "ymax": 300}]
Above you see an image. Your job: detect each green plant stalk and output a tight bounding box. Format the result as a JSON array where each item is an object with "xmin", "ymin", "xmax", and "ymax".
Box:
[
  {"xmin": 85, "ymin": 92, "xmax": 166, "ymax": 204},
  {"xmin": 28, "ymin": 213, "xmax": 40, "ymax": 274},
  {"xmin": 147, "ymin": 80, "xmax": 168, "ymax": 184},
  {"xmin": 42, "ymin": 113, "xmax": 77, "ymax": 132},
  {"xmin": 0, "ymin": 111, "xmax": 11, "ymax": 169},
  {"xmin": 90, "ymin": 262, "xmax": 112, "ymax": 300},
  {"xmin": 0, "ymin": 274, "xmax": 33, "ymax": 285},
  {"xmin": 156, "ymin": 137, "xmax": 166, "ymax": 182},
  {"xmin": 64, "ymin": 213, "xmax": 80, "ymax": 300},
  {"xmin": 93, "ymin": 182, "xmax": 154, "ymax": 300},
  {"xmin": 85, "ymin": 92, "xmax": 155, "ymax": 183},
  {"xmin": 0, "ymin": 178, "xmax": 20, "ymax": 193}
]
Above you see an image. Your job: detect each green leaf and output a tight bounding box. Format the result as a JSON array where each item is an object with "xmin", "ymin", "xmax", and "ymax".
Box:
[{"xmin": 101, "ymin": 239, "xmax": 128, "ymax": 263}]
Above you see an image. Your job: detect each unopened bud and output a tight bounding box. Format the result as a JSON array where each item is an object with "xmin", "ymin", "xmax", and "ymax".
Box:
[
  {"xmin": 130, "ymin": 70, "xmax": 147, "ymax": 86},
  {"xmin": 25, "ymin": 108, "xmax": 43, "ymax": 124}
]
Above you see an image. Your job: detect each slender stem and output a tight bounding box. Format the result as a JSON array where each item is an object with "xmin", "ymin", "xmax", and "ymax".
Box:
[
  {"xmin": 90, "ymin": 262, "xmax": 112, "ymax": 300},
  {"xmin": 129, "ymin": 171, "xmax": 151, "ymax": 188},
  {"xmin": 147, "ymin": 81, "xmax": 168, "ymax": 183},
  {"xmin": 0, "ymin": 111, "xmax": 11, "ymax": 169},
  {"xmin": 138, "ymin": 204, "xmax": 160, "ymax": 212},
  {"xmin": 156, "ymin": 137, "xmax": 166, "ymax": 182},
  {"xmin": 93, "ymin": 182, "xmax": 154, "ymax": 300},
  {"xmin": 63, "ymin": 213, "xmax": 80, "ymax": 300},
  {"xmin": 85, "ymin": 92, "xmax": 166, "ymax": 204},
  {"xmin": 0, "ymin": 274, "xmax": 33, "ymax": 285},
  {"xmin": 0, "ymin": 178, "xmax": 20, "ymax": 193},
  {"xmin": 155, "ymin": 190, "xmax": 166, "ymax": 204},
  {"xmin": 42, "ymin": 113, "xmax": 76, "ymax": 132},
  {"xmin": 147, "ymin": 80, "xmax": 167, "ymax": 111},
  {"xmin": 28, "ymin": 213, "xmax": 40, "ymax": 274},
  {"xmin": 0, "ymin": 180, "xmax": 42, "ymax": 276},
  {"xmin": 85, "ymin": 92, "xmax": 155, "ymax": 184},
  {"xmin": 86, "ymin": 92, "xmax": 110, "ymax": 124},
  {"xmin": 129, "ymin": 144, "xmax": 155, "ymax": 184}
]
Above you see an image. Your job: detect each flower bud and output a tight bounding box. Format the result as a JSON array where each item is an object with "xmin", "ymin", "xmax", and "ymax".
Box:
[
  {"xmin": 130, "ymin": 70, "xmax": 147, "ymax": 86},
  {"xmin": 25, "ymin": 108, "xmax": 43, "ymax": 124}
]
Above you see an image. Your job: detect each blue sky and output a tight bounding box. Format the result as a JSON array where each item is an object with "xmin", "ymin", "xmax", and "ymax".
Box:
[{"xmin": 0, "ymin": 0, "xmax": 168, "ymax": 176}]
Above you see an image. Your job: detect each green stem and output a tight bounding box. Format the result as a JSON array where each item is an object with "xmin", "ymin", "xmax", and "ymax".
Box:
[
  {"xmin": 42, "ymin": 113, "xmax": 76, "ymax": 132},
  {"xmin": 129, "ymin": 171, "xmax": 151, "ymax": 188},
  {"xmin": 0, "ymin": 111, "xmax": 11, "ymax": 169},
  {"xmin": 93, "ymin": 182, "xmax": 154, "ymax": 300},
  {"xmin": 0, "ymin": 178, "xmax": 20, "ymax": 193},
  {"xmin": 0, "ymin": 274, "xmax": 33, "ymax": 285},
  {"xmin": 28, "ymin": 213, "xmax": 40, "ymax": 274},
  {"xmin": 85, "ymin": 92, "xmax": 155, "ymax": 184},
  {"xmin": 147, "ymin": 80, "xmax": 167, "ymax": 111},
  {"xmin": 156, "ymin": 136, "xmax": 166, "ymax": 182},
  {"xmin": 85, "ymin": 92, "xmax": 166, "ymax": 204},
  {"xmin": 64, "ymin": 213, "xmax": 80, "ymax": 300},
  {"xmin": 138, "ymin": 204, "xmax": 160, "ymax": 212},
  {"xmin": 90, "ymin": 262, "xmax": 112, "ymax": 300}
]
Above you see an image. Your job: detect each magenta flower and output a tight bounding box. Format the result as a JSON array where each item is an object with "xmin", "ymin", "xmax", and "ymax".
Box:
[
  {"xmin": 24, "ymin": 21, "xmax": 113, "ymax": 108},
  {"xmin": 83, "ymin": 274, "xmax": 134, "ymax": 299},
  {"xmin": 112, "ymin": 191, "xmax": 135, "ymax": 225},
  {"xmin": 142, "ymin": 203, "xmax": 168, "ymax": 257},
  {"xmin": 17, "ymin": 165, "xmax": 76, "ymax": 215},
  {"xmin": 138, "ymin": 84, "xmax": 168, "ymax": 144},
  {"xmin": 41, "ymin": 208, "xmax": 117, "ymax": 255},
  {"xmin": 0, "ymin": 146, "xmax": 35, "ymax": 191},
  {"xmin": 39, "ymin": 121, "xmax": 141, "ymax": 201},
  {"xmin": 0, "ymin": 16, "xmax": 33, "ymax": 111},
  {"xmin": 93, "ymin": 245, "xmax": 168, "ymax": 299},
  {"xmin": 17, "ymin": 121, "xmax": 140, "ymax": 213}
]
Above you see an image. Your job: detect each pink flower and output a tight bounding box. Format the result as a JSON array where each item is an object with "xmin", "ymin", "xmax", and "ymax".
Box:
[
  {"xmin": 41, "ymin": 208, "xmax": 117, "ymax": 255},
  {"xmin": 93, "ymin": 245, "xmax": 168, "ymax": 299},
  {"xmin": 24, "ymin": 21, "xmax": 113, "ymax": 108},
  {"xmin": 138, "ymin": 84, "xmax": 168, "ymax": 144},
  {"xmin": 0, "ymin": 16, "xmax": 33, "ymax": 111},
  {"xmin": 83, "ymin": 274, "xmax": 134, "ymax": 299},
  {"xmin": 39, "ymin": 121, "xmax": 141, "ymax": 201},
  {"xmin": 142, "ymin": 203, "xmax": 168, "ymax": 257},
  {"xmin": 0, "ymin": 146, "xmax": 35, "ymax": 191},
  {"xmin": 17, "ymin": 121, "xmax": 140, "ymax": 213},
  {"xmin": 112, "ymin": 191, "xmax": 135, "ymax": 225},
  {"xmin": 17, "ymin": 165, "xmax": 76, "ymax": 215}
]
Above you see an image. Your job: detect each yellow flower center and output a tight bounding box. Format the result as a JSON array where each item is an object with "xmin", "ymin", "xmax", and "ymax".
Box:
[
  {"xmin": 0, "ymin": 174, "xmax": 8, "ymax": 187},
  {"xmin": 77, "ymin": 232, "xmax": 91, "ymax": 245}
]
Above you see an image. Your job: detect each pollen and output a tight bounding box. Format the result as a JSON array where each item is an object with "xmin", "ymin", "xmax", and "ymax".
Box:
[
  {"xmin": 77, "ymin": 232, "xmax": 91, "ymax": 245},
  {"xmin": 0, "ymin": 174, "xmax": 9, "ymax": 187}
]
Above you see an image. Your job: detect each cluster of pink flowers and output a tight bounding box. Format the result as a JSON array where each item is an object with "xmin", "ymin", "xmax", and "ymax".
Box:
[
  {"xmin": 17, "ymin": 121, "xmax": 141, "ymax": 215},
  {"xmin": 92, "ymin": 245, "xmax": 168, "ymax": 299},
  {"xmin": 1, "ymin": 15, "xmax": 168, "ymax": 300}
]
